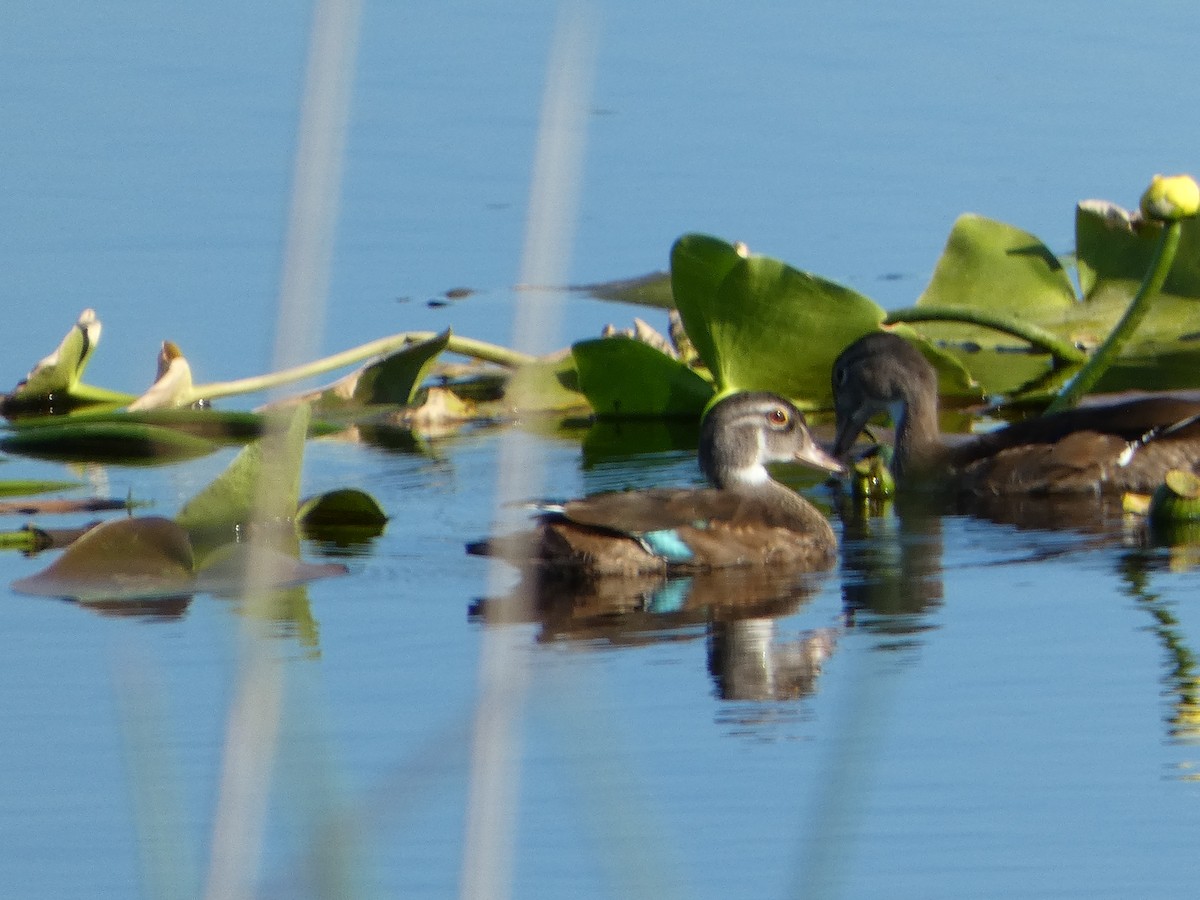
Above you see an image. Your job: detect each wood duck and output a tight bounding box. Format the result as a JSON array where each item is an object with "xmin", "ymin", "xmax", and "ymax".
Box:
[
  {"xmin": 469, "ymin": 392, "xmax": 844, "ymax": 577},
  {"xmin": 831, "ymin": 331, "xmax": 1200, "ymax": 495}
]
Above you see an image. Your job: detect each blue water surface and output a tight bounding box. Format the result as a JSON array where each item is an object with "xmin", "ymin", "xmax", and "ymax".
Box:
[{"xmin": 2, "ymin": 2, "xmax": 1200, "ymax": 898}]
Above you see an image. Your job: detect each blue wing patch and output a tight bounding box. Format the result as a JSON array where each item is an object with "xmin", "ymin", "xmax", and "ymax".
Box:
[{"xmin": 639, "ymin": 528, "xmax": 695, "ymax": 563}]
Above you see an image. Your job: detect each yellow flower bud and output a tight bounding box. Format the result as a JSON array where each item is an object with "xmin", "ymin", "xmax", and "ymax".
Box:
[{"xmin": 1140, "ymin": 173, "xmax": 1200, "ymax": 221}]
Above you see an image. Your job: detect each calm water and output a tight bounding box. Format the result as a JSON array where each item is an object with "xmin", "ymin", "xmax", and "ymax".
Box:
[{"xmin": 4, "ymin": 2, "xmax": 1200, "ymax": 898}]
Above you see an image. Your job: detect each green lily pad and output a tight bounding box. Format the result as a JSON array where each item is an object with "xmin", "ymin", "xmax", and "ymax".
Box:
[
  {"xmin": 0, "ymin": 479, "xmax": 84, "ymax": 497},
  {"xmin": 1076, "ymin": 200, "xmax": 1200, "ymax": 302},
  {"xmin": 572, "ymin": 337, "xmax": 714, "ymax": 417},
  {"xmin": 9, "ymin": 515, "xmax": 347, "ymax": 602},
  {"xmin": 175, "ymin": 404, "xmax": 310, "ymax": 538},
  {"xmin": 672, "ymin": 234, "xmax": 886, "ymax": 408},
  {"xmin": 576, "ymin": 272, "xmax": 674, "ymax": 309},
  {"xmin": 503, "ymin": 355, "xmax": 589, "ymax": 412},
  {"xmin": 8, "ymin": 309, "xmax": 101, "ymax": 401},
  {"xmin": 669, "ymin": 234, "xmax": 748, "ymax": 387},
  {"xmin": 297, "ymin": 488, "xmax": 388, "ymax": 545},
  {"xmin": 915, "ymin": 214, "xmax": 1079, "ymax": 326},
  {"xmin": 313, "ymin": 329, "xmax": 452, "ymax": 408},
  {"xmin": 0, "ymin": 422, "xmax": 218, "ymax": 464},
  {"xmin": 2, "ymin": 310, "xmax": 133, "ymax": 414},
  {"xmin": 11, "ymin": 516, "xmax": 196, "ymax": 602},
  {"xmin": 9, "ymin": 408, "xmax": 316, "ymax": 443}
]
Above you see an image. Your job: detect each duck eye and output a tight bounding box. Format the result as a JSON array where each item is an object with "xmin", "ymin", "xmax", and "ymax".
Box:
[{"xmin": 767, "ymin": 407, "xmax": 789, "ymax": 427}]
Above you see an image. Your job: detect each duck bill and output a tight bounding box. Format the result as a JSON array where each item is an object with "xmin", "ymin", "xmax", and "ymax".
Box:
[
  {"xmin": 832, "ymin": 408, "xmax": 874, "ymax": 460},
  {"xmin": 795, "ymin": 440, "xmax": 846, "ymax": 475}
]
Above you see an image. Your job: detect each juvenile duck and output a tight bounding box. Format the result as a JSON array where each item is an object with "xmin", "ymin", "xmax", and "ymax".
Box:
[
  {"xmin": 469, "ymin": 392, "xmax": 844, "ymax": 577},
  {"xmin": 832, "ymin": 331, "xmax": 1200, "ymax": 495}
]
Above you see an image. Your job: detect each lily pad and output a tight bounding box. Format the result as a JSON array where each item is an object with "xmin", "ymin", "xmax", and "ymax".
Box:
[
  {"xmin": 1076, "ymin": 200, "xmax": 1200, "ymax": 302},
  {"xmin": 915, "ymin": 214, "xmax": 1079, "ymax": 325},
  {"xmin": 671, "ymin": 234, "xmax": 887, "ymax": 408},
  {"xmin": 2, "ymin": 310, "xmax": 132, "ymax": 414},
  {"xmin": 572, "ymin": 337, "xmax": 714, "ymax": 417},
  {"xmin": 309, "ymin": 329, "xmax": 452, "ymax": 409},
  {"xmin": 11, "ymin": 516, "xmax": 195, "ymax": 602},
  {"xmin": 9, "ymin": 515, "xmax": 347, "ymax": 602},
  {"xmin": 575, "ymin": 272, "xmax": 674, "ymax": 309},
  {"xmin": 8, "ymin": 408, "xmax": 318, "ymax": 443},
  {"xmin": 502, "ymin": 355, "xmax": 589, "ymax": 412},
  {"xmin": 175, "ymin": 404, "xmax": 310, "ymax": 538},
  {"xmin": 0, "ymin": 421, "xmax": 218, "ymax": 464},
  {"xmin": 297, "ymin": 488, "xmax": 388, "ymax": 544},
  {"xmin": 0, "ymin": 479, "xmax": 84, "ymax": 497}
]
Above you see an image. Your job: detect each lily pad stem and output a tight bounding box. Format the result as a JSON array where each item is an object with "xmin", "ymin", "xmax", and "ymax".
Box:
[
  {"xmin": 192, "ymin": 332, "xmax": 536, "ymax": 403},
  {"xmin": 1045, "ymin": 220, "xmax": 1182, "ymax": 414},
  {"xmin": 883, "ymin": 308, "xmax": 1087, "ymax": 364}
]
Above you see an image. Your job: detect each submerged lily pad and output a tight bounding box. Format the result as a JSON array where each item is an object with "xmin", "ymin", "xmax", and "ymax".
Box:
[
  {"xmin": 11, "ymin": 517, "xmax": 195, "ymax": 602},
  {"xmin": 671, "ymin": 234, "xmax": 886, "ymax": 408},
  {"xmin": 572, "ymin": 337, "xmax": 713, "ymax": 417},
  {"xmin": 10, "ymin": 515, "xmax": 347, "ymax": 602}
]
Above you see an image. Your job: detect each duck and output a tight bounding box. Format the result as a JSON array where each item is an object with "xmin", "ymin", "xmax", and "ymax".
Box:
[
  {"xmin": 831, "ymin": 330, "xmax": 1200, "ymax": 495},
  {"xmin": 468, "ymin": 392, "xmax": 845, "ymax": 577}
]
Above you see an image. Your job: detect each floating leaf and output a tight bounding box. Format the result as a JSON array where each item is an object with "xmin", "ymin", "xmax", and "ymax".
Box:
[
  {"xmin": 298, "ymin": 488, "xmax": 388, "ymax": 544},
  {"xmin": 1, "ymin": 310, "xmax": 132, "ymax": 414},
  {"xmin": 575, "ymin": 271, "xmax": 674, "ymax": 309},
  {"xmin": 669, "ymin": 234, "xmax": 747, "ymax": 388},
  {"xmin": 0, "ymin": 421, "xmax": 218, "ymax": 464},
  {"xmin": 503, "ymin": 355, "xmax": 589, "ymax": 412},
  {"xmin": 175, "ymin": 404, "xmax": 310, "ymax": 538},
  {"xmin": 572, "ymin": 336, "xmax": 713, "ymax": 417},
  {"xmin": 915, "ymin": 214, "xmax": 1078, "ymax": 326},
  {"xmin": 0, "ymin": 479, "xmax": 84, "ymax": 497},
  {"xmin": 300, "ymin": 329, "xmax": 452, "ymax": 410},
  {"xmin": 8, "ymin": 309, "xmax": 101, "ymax": 399},
  {"xmin": 1076, "ymin": 200, "xmax": 1200, "ymax": 302},
  {"xmin": 11, "ymin": 517, "xmax": 195, "ymax": 602},
  {"xmin": 672, "ymin": 234, "xmax": 887, "ymax": 408}
]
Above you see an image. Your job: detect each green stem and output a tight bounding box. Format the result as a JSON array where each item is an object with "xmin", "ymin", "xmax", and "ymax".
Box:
[
  {"xmin": 68, "ymin": 383, "xmax": 138, "ymax": 406},
  {"xmin": 884, "ymin": 307, "xmax": 1087, "ymax": 364},
  {"xmin": 1045, "ymin": 220, "xmax": 1182, "ymax": 413},
  {"xmin": 190, "ymin": 332, "xmax": 536, "ymax": 404}
]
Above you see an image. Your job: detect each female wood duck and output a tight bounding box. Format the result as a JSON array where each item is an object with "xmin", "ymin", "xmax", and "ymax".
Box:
[
  {"xmin": 469, "ymin": 392, "xmax": 844, "ymax": 577},
  {"xmin": 831, "ymin": 331, "xmax": 1200, "ymax": 494}
]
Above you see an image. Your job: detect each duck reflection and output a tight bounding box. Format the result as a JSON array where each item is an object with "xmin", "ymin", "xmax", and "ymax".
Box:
[
  {"xmin": 834, "ymin": 491, "xmax": 945, "ymax": 638},
  {"xmin": 708, "ymin": 618, "xmax": 837, "ymax": 701},
  {"xmin": 470, "ymin": 565, "xmax": 838, "ymax": 703}
]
